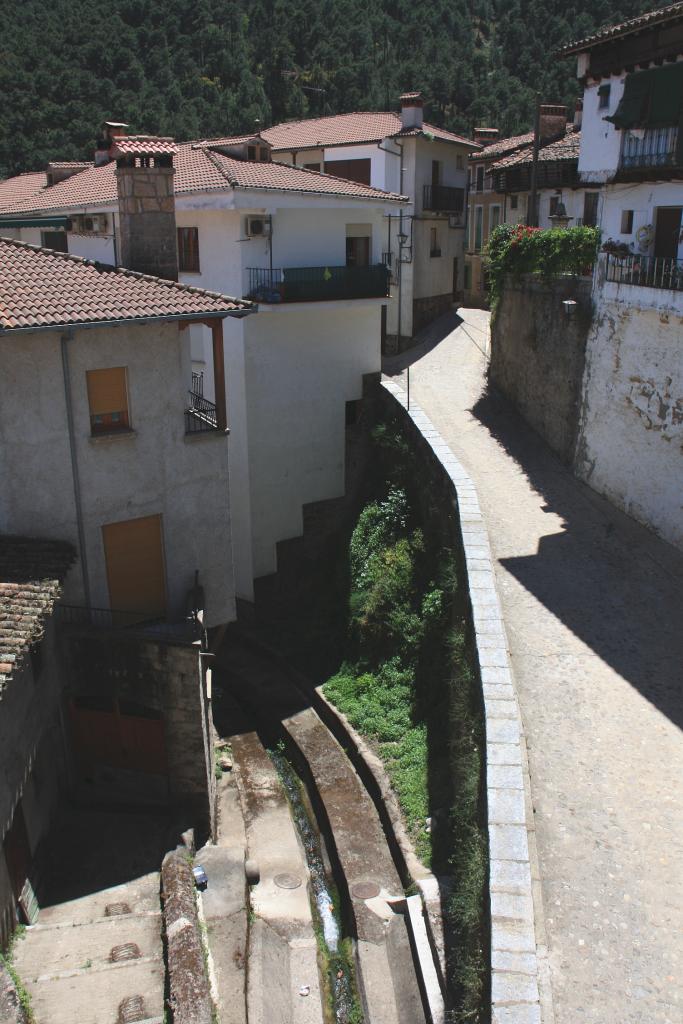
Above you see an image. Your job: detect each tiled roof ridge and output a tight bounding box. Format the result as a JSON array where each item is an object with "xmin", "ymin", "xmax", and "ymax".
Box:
[
  {"xmin": 263, "ymin": 110, "xmax": 477, "ymax": 148},
  {"xmin": 202, "ymin": 147, "xmax": 241, "ymax": 186},
  {"xmin": 557, "ymin": 1, "xmax": 683, "ymax": 54},
  {"xmin": 0, "ymin": 235, "xmax": 248, "ymax": 308}
]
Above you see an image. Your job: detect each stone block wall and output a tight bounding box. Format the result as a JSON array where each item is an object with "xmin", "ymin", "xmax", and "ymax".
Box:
[
  {"xmin": 116, "ymin": 165, "xmax": 178, "ymax": 280},
  {"xmin": 61, "ymin": 630, "xmax": 215, "ymax": 838},
  {"xmin": 489, "ymin": 275, "xmax": 593, "ymax": 464},
  {"xmin": 413, "ymin": 293, "xmax": 453, "ymax": 335}
]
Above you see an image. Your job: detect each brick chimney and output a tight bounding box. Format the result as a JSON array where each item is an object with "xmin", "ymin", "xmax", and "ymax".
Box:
[
  {"xmin": 400, "ymin": 92, "xmax": 424, "ymax": 131},
  {"xmin": 95, "ymin": 121, "xmax": 129, "ymax": 166},
  {"xmin": 539, "ymin": 105, "xmax": 567, "ymax": 144},
  {"xmin": 112, "ymin": 136, "xmax": 179, "ymax": 281},
  {"xmin": 473, "ymin": 128, "xmax": 500, "ymax": 147}
]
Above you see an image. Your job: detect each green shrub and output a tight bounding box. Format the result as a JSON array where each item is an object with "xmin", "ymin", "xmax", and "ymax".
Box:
[{"xmin": 485, "ymin": 223, "xmax": 600, "ymax": 303}]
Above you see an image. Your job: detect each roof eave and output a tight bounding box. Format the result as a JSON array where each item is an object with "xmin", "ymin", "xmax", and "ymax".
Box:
[{"xmin": 0, "ymin": 307, "xmax": 255, "ymax": 336}]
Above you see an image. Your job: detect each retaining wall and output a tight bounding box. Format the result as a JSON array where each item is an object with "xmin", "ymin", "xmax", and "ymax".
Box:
[
  {"xmin": 489, "ymin": 276, "xmax": 593, "ymax": 464},
  {"xmin": 381, "ymin": 380, "xmax": 542, "ymax": 1024}
]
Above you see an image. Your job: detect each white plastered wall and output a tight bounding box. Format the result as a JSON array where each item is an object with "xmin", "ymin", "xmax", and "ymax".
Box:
[
  {"xmin": 230, "ymin": 301, "xmax": 382, "ymax": 589},
  {"xmin": 0, "ymin": 321, "xmax": 236, "ymax": 626}
]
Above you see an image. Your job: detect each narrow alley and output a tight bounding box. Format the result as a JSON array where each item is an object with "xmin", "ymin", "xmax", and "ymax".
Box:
[{"xmin": 385, "ymin": 309, "xmax": 683, "ymax": 1024}]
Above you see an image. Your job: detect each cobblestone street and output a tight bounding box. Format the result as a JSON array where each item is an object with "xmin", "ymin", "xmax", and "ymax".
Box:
[{"xmin": 385, "ymin": 309, "xmax": 683, "ymax": 1024}]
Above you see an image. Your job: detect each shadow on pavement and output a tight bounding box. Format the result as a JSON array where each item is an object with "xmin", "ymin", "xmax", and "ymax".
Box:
[
  {"xmin": 382, "ymin": 310, "xmax": 464, "ymax": 375},
  {"xmin": 471, "ymin": 383, "xmax": 683, "ymax": 731}
]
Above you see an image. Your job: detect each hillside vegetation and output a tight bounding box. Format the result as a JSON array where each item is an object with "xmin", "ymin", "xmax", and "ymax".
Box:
[{"xmin": 1, "ymin": 0, "xmax": 650, "ymax": 177}]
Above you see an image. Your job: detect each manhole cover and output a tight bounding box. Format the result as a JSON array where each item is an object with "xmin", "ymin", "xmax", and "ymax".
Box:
[
  {"xmin": 351, "ymin": 881, "xmax": 380, "ymax": 900},
  {"xmin": 274, "ymin": 872, "xmax": 302, "ymax": 889},
  {"xmin": 110, "ymin": 943, "xmax": 141, "ymax": 963},
  {"xmin": 106, "ymin": 902, "xmax": 131, "ymax": 917}
]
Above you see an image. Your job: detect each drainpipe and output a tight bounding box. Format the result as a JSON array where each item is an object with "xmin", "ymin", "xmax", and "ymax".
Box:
[{"xmin": 60, "ymin": 329, "xmax": 91, "ymax": 609}]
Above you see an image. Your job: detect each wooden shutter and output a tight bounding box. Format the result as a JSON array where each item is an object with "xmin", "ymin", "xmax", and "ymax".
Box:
[
  {"xmin": 177, "ymin": 227, "xmax": 200, "ymax": 272},
  {"xmin": 102, "ymin": 514, "xmax": 167, "ymax": 620},
  {"xmin": 323, "ymin": 158, "xmax": 371, "ymax": 185},
  {"xmin": 86, "ymin": 367, "xmax": 129, "ymax": 432}
]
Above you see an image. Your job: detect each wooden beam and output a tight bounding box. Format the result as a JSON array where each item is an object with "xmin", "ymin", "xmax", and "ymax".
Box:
[{"xmin": 211, "ymin": 319, "xmax": 227, "ymax": 432}]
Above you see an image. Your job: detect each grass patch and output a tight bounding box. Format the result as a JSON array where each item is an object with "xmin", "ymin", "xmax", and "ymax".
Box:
[{"xmin": 1, "ymin": 928, "xmax": 35, "ymax": 1024}]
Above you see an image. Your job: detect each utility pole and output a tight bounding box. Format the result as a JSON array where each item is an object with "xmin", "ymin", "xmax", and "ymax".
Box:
[{"xmin": 527, "ymin": 95, "xmax": 541, "ymax": 227}]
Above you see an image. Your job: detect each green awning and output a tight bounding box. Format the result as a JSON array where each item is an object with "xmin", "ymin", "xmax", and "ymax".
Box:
[
  {"xmin": 607, "ymin": 64, "xmax": 683, "ymax": 130},
  {"xmin": 0, "ymin": 216, "xmax": 69, "ymax": 228}
]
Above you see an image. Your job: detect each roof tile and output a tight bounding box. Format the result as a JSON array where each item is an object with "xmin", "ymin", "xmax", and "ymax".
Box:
[
  {"xmin": 261, "ymin": 111, "xmax": 478, "ymax": 150},
  {"xmin": 0, "ymin": 236, "xmax": 251, "ymax": 332}
]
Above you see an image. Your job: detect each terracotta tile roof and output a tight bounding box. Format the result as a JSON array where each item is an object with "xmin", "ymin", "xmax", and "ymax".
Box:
[
  {"xmin": 47, "ymin": 161, "xmax": 93, "ymax": 170},
  {"xmin": 261, "ymin": 111, "xmax": 479, "ymax": 151},
  {"xmin": 194, "ymin": 134, "xmax": 269, "ymax": 148},
  {"xmin": 0, "ymin": 171, "xmax": 48, "ymax": 211},
  {"xmin": 110, "ymin": 136, "xmax": 179, "ymax": 157},
  {"xmin": 0, "ymin": 536, "xmax": 75, "ymax": 690},
  {"xmin": 469, "ymin": 131, "xmax": 535, "ymax": 161},
  {"xmin": 205, "ymin": 150, "xmax": 406, "ymax": 200},
  {"xmin": 0, "ymin": 236, "xmax": 251, "ymax": 332},
  {"xmin": 492, "ymin": 126, "xmax": 580, "ymax": 170},
  {"xmin": 0, "ymin": 141, "xmax": 405, "ymax": 216},
  {"xmin": 557, "ymin": 2, "xmax": 683, "ymax": 55}
]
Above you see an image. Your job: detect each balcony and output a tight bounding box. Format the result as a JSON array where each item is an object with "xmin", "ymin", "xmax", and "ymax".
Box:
[
  {"xmin": 245, "ymin": 264, "xmax": 390, "ymax": 303},
  {"xmin": 620, "ymin": 127, "xmax": 680, "ymax": 173},
  {"xmin": 605, "ymin": 253, "xmax": 683, "ymax": 291},
  {"xmin": 423, "ymin": 184, "xmax": 465, "ymax": 213},
  {"xmin": 185, "ymin": 389, "xmax": 219, "ymax": 434}
]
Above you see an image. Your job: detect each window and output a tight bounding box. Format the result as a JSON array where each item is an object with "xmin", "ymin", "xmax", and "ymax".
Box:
[
  {"xmin": 432, "ymin": 160, "xmax": 441, "ymax": 187},
  {"xmin": 86, "ymin": 367, "xmax": 130, "ymax": 435},
  {"xmin": 323, "ymin": 158, "xmax": 371, "ymax": 185},
  {"xmin": 476, "ymin": 165, "xmax": 484, "ymax": 192},
  {"xmin": 304, "ymin": 162, "xmax": 321, "ymax": 172},
  {"xmin": 177, "ymin": 227, "xmax": 200, "ymax": 273},
  {"xmin": 456, "ymin": 154, "xmax": 464, "ymax": 170},
  {"xmin": 430, "ymin": 227, "xmax": 441, "ymax": 257},
  {"xmin": 489, "ymin": 205, "xmax": 501, "ymax": 234},
  {"xmin": 583, "ymin": 192, "xmax": 599, "ymax": 228},
  {"xmin": 598, "ymin": 83, "xmax": 611, "ymax": 110},
  {"xmin": 510, "ymin": 194, "xmax": 518, "ymax": 210},
  {"xmin": 41, "ymin": 231, "xmax": 68, "ymax": 253},
  {"xmin": 346, "ymin": 235, "xmax": 370, "ymax": 267},
  {"xmin": 474, "ymin": 207, "xmax": 484, "ymax": 251},
  {"xmin": 621, "ymin": 209, "xmax": 634, "ymax": 234},
  {"xmin": 247, "ymin": 145, "xmax": 256, "ymax": 160}
]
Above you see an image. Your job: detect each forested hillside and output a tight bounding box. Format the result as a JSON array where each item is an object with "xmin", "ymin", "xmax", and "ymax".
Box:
[{"xmin": 0, "ymin": 0, "xmax": 652, "ymax": 177}]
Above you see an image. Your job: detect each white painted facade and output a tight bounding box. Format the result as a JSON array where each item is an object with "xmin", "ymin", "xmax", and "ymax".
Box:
[
  {"xmin": 0, "ymin": 320, "xmax": 236, "ymax": 626},
  {"xmin": 576, "ymin": 264, "xmax": 683, "ymax": 550}
]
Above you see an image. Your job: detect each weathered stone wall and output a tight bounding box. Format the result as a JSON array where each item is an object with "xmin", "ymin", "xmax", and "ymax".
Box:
[
  {"xmin": 575, "ymin": 297, "xmax": 683, "ymax": 551},
  {"xmin": 116, "ymin": 165, "xmax": 178, "ymax": 280},
  {"xmin": 412, "ymin": 293, "xmax": 453, "ymax": 335},
  {"xmin": 489, "ymin": 275, "xmax": 593, "ymax": 463},
  {"xmin": 62, "ymin": 631, "xmax": 215, "ymax": 837},
  {"xmin": 161, "ymin": 849, "xmax": 213, "ymax": 1024}
]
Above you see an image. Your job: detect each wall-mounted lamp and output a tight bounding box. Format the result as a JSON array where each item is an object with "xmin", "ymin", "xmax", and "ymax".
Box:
[
  {"xmin": 398, "ymin": 231, "xmax": 409, "ymax": 247},
  {"xmin": 562, "ymin": 299, "xmax": 577, "ymax": 319}
]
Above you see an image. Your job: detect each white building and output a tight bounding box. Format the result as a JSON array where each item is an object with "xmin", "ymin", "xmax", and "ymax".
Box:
[
  {"xmin": 0, "ymin": 128, "xmax": 405, "ymax": 601},
  {"xmin": 0, "ymin": 234, "xmax": 252, "ymax": 628},
  {"xmin": 262, "ymin": 93, "xmax": 480, "ymax": 349},
  {"xmin": 556, "ymin": 4, "xmax": 683, "ymax": 550}
]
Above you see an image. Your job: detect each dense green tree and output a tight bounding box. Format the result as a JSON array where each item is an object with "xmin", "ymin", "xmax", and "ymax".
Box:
[{"xmin": 0, "ymin": 0, "xmax": 653, "ymax": 177}]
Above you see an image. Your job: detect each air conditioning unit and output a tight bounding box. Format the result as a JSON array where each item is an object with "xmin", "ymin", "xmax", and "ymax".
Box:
[
  {"xmin": 246, "ymin": 216, "xmax": 270, "ymax": 238},
  {"xmin": 66, "ymin": 214, "xmax": 108, "ymax": 234}
]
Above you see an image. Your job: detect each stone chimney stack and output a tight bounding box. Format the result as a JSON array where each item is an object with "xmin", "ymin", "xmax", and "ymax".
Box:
[
  {"xmin": 538, "ymin": 104, "xmax": 568, "ymax": 144},
  {"xmin": 95, "ymin": 121, "xmax": 129, "ymax": 166},
  {"xmin": 473, "ymin": 128, "xmax": 500, "ymax": 147},
  {"xmin": 400, "ymin": 92, "xmax": 424, "ymax": 131},
  {"xmin": 112, "ymin": 136, "xmax": 179, "ymax": 281}
]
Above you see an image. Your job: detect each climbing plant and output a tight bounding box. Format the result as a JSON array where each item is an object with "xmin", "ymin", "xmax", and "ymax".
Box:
[{"xmin": 485, "ymin": 223, "xmax": 600, "ymax": 304}]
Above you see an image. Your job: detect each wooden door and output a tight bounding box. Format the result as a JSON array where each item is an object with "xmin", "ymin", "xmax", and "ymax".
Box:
[
  {"xmin": 654, "ymin": 207, "xmax": 682, "ymax": 259},
  {"xmin": 102, "ymin": 514, "xmax": 166, "ymax": 621},
  {"xmin": 70, "ymin": 697, "xmax": 167, "ymax": 776},
  {"xmin": 346, "ymin": 236, "xmax": 370, "ymax": 267}
]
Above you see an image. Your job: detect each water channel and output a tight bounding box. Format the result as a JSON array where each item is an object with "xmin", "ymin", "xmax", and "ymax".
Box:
[{"xmin": 269, "ymin": 747, "xmax": 363, "ymax": 1024}]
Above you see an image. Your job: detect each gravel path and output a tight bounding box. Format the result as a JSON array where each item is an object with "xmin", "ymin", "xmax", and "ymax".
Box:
[{"xmin": 385, "ymin": 309, "xmax": 683, "ymax": 1024}]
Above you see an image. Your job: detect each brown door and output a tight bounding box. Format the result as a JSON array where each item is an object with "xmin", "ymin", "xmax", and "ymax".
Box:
[
  {"xmin": 346, "ymin": 236, "xmax": 370, "ymax": 267},
  {"xmin": 3, "ymin": 803, "xmax": 30, "ymax": 899},
  {"xmin": 102, "ymin": 514, "xmax": 166, "ymax": 621},
  {"xmin": 654, "ymin": 207, "xmax": 682, "ymax": 259},
  {"xmin": 70, "ymin": 696, "xmax": 167, "ymax": 776}
]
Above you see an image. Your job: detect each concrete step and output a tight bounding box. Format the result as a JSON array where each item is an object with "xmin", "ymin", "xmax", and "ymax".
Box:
[{"xmin": 13, "ymin": 914, "xmax": 163, "ymax": 976}]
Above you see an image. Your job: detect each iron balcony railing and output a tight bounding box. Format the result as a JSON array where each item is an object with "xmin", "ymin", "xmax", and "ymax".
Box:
[
  {"xmin": 185, "ymin": 389, "xmax": 218, "ymax": 433},
  {"xmin": 620, "ymin": 126, "xmax": 679, "ymax": 170},
  {"xmin": 191, "ymin": 370, "xmax": 204, "ymax": 395},
  {"xmin": 605, "ymin": 253, "xmax": 683, "ymax": 291},
  {"xmin": 423, "ymin": 184, "xmax": 465, "ymax": 212},
  {"xmin": 55, "ymin": 604, "xmax": 203, "ymax": 643},
  {"xmin": 245, "ymin": 264, "xmax": 390, "ymax": 303}
]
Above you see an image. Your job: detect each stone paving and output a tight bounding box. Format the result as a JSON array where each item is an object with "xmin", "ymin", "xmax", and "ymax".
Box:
[{"xmin": 384, "ymin": 309, "xmax": 683, "ymax": 1024}]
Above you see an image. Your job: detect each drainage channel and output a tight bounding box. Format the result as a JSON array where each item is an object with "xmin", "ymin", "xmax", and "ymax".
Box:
[{"xmin": 269, "ymin": 746, "xmax": 363, "ymax": 1024}]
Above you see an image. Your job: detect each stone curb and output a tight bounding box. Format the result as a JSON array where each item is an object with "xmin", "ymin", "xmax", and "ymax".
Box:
[
  {"xmin": 381, "ymin": 379, "xmax": 542, "ymax": 1024},
  {"xmin": 160, "ymin": 849, "xmax": 213, "ymax": 1024}
]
